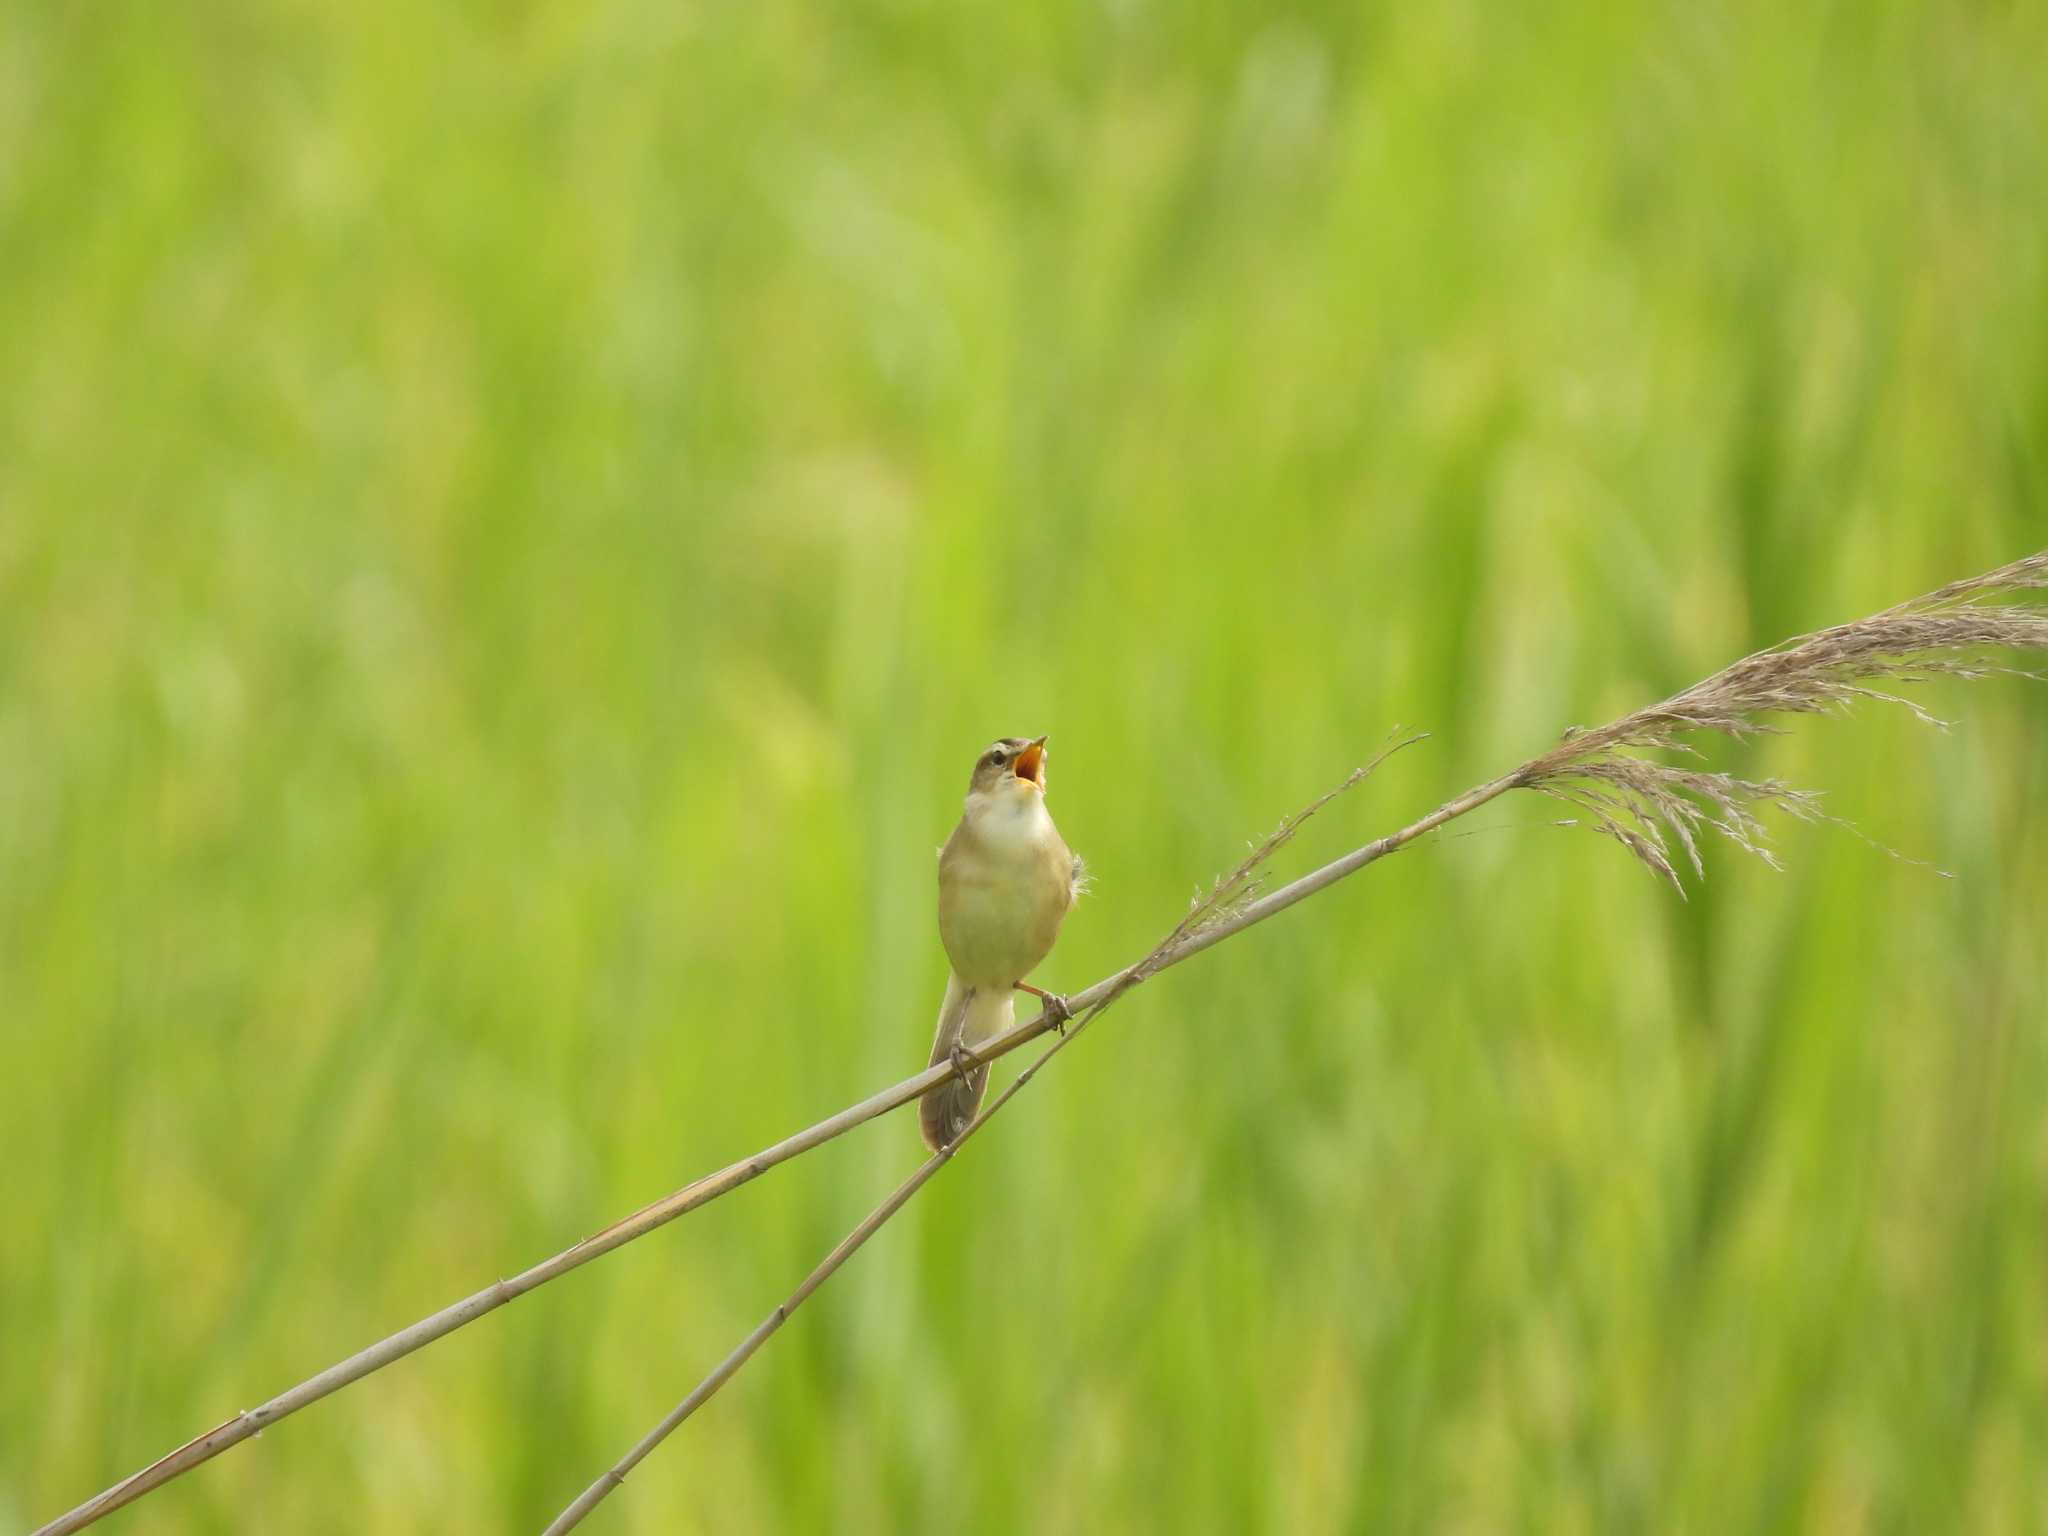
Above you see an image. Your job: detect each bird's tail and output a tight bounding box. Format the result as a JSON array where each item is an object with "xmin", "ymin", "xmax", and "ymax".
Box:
[{"xmin": 919, "ymin": 972, "xmax": 1013, "ymax": 1151}]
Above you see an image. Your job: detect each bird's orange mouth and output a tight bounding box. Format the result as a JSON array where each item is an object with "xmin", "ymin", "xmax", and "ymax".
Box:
[{"xmin": 1013, "ymin": 738, "xmax": 1047, "ymax": 788}]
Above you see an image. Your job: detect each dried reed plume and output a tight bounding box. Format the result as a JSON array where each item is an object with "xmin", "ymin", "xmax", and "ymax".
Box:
[
  {"xmin": 34, "ymin": 551, "xmax": 2047, "ymax": 1536},
  {"xmin": 1515, "ymin": 551, "xmax": 2048, "ymax": 889}
]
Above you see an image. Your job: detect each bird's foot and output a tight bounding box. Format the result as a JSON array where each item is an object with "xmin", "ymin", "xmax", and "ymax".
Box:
[
  {"xmin": 1046, "ymin": 994, "xmax": 1073, "ymax": 1035},
  {"xmin": 948, "ymin": 1043, "xmax": 979, "ymax": 1084},
  {"xmin": 1015, "ymin": 981, "xmax": 1073, "ymax": 1036}
]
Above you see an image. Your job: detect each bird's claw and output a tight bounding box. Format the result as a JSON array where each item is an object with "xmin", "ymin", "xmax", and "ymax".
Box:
[
  {"xmin": 1013, "ymin": 981, "xmax": 1073, "ymax": 1035},
  {"xmin": 948, "ymin": 1043, "xmax": 978, "ymax": 1084},
  {"xmin": 1043, "ymin": 992, "xmax": 1073, "ymax": 1036}
]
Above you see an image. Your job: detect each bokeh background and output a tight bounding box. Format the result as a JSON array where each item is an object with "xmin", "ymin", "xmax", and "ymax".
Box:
[{"xmin": 5, "ymin": 1, "xmax": 2047, "ymax": 1531}]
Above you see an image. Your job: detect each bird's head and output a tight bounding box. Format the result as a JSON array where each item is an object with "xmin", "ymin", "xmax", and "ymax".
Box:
[{"xmin": 967, "ymin": 735, "xmax": 1049, "ymax": 798}]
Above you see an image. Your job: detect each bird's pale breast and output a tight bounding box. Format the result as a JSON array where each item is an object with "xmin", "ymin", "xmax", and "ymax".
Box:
[{"xmin": 938, "ymin": 795, "xmax": 1074, "ymax": 987}]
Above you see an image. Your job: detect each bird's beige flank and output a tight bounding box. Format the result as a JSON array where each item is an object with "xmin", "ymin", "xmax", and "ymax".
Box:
[{"xmin": 920, "ymin": 736, "xmax": 1083, "ymax": 1151}]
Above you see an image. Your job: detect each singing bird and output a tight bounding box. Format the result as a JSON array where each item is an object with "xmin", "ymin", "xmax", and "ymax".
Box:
[{"xmin": 921, "ymin": 735, "xmax": 1083, "ymax": 1151}]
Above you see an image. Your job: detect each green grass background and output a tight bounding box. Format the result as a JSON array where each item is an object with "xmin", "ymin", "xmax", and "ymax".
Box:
[{"xmin": 5, "ymin": 0, "xmax": 2047, "ymax": 1530}]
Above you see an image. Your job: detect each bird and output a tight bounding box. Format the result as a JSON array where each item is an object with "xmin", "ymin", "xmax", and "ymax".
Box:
[{"xmin": 920, "ymin": 735, "xmax": 1083, "ymax": 1151}]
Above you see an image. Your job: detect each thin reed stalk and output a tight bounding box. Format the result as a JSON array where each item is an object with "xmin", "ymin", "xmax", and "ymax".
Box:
[{"xmin": 35, "ymin": 551, "xmax": 2048, "ymax": 1536}]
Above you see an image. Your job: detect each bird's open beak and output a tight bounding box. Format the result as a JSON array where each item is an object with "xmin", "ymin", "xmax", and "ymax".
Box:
[{"xmin": 1013, "ymin": 736, "xmax": 1048, "ymax": 789}]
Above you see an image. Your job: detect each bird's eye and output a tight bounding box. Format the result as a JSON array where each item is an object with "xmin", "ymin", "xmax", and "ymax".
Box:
[{"xmin": 986, "ymin": 749, "xmax": 1006, "ymax": 767}]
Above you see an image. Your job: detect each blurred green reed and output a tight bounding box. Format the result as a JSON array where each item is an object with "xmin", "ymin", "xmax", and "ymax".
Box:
[{"xmin": 3, "ymin": 0, "xmax": 2046, "ymax": 1530}]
